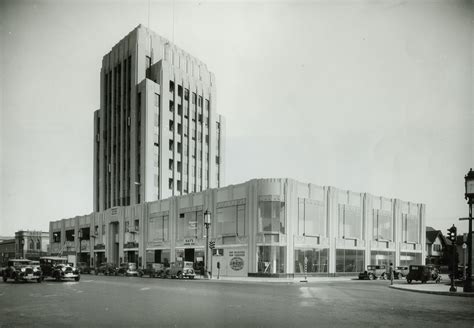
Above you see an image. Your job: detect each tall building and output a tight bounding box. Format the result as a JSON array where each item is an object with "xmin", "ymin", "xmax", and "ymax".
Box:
[{"xmin": 93, "ymin": 25, "xmax": 225, "ymax": 212}]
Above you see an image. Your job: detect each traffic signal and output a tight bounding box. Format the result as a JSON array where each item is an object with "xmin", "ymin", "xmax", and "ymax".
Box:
[
  {"xmin": 209, "ymin": 240, "xmax": 215, "ymax": 249},
  {"xmin": 447, "ymin": 225, "xmax": 457, "ymax": 243}
]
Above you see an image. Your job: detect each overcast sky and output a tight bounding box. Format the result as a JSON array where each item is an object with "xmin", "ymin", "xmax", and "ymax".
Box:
[{"xmin": 0, "ymin": 0, "xmax": 472, "ymax": 236}]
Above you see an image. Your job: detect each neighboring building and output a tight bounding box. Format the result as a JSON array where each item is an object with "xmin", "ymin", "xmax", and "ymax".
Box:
[
  {"xmin": 0, "ymin": 236, "xmax": 14, "ymax": 243},
  {"xmin": 93, "ymin": 25, "xmax": 225, "ymax": 212},
  {"xmin": 425, "ymin": 227, "xmax": 447, "ymax": 265},
  {"xmin": 50, "ymin": 178, "xmax": 425, "ymax": 277},
  {"xmin": 14, "ymin": 230, "xmax": 49, "ymax": 260},
  {"xmin": 0, "ymin": 239, "xmax": 15, "ymax": 266}
]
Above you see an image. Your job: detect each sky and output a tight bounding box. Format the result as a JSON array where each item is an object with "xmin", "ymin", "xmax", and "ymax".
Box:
[{"xmin": 0, "ymin": 0, "xmax": 472, "ymax": 236}]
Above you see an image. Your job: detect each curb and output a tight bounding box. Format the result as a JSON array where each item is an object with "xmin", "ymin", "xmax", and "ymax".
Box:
[{"xmin": 389, "ymin": 285, "xmax": 474, "ymax": 297}]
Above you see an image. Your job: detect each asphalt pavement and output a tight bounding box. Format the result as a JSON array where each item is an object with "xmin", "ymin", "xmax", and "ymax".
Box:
[{"xmin": 0, "ymin": 274, "xmax": 473, "ymax": 328}]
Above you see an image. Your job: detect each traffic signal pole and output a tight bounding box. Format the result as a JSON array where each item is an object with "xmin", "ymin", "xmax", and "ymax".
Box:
[{"xmin": 448, "ymin": 225, "xmax": 457, "ymax": 292}]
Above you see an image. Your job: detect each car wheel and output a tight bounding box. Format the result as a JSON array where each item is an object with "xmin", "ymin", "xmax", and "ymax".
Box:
[
  {"xmin": 75, "ymin": 276, "xmax": 80, "ymax": 282},
  {"xmin": 407, "ymin": 279, "xmax": 412, "ymax": 284},
  {"xmin": 190, "ymin": 276, "xmax": 194, "ymax": 280},
  {"xmin": 2, "ymin": 276, "xmax": 7, "ymax": 282},
  {"xmin": 177, "ymin": 272, "xmax": 183, "ymax": 279},
  {"xmin": 421, "ymin": 279, "xmax": 426, "ymax": 284},
  {"xmin": 369, "ymin": 274, "xmax": 375, "ymax": 280},
  {"xmin": 37, "ymin": 278, "xmax": 42, "ymax": 283}
]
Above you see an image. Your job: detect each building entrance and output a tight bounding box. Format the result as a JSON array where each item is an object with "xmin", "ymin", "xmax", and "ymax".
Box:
[
  {"xmin": 95, "ymin": 252, "xmax": 106, "ymax": 267},
  {"xmin": 125, "ymin": 250, "xmax": 138, "ymax": 264},
  {"xmin": 185, "ymin": 248, "xmax": 195, "ymax": 262}
]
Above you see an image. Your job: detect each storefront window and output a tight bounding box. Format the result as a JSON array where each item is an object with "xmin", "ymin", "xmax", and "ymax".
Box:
[
  {"xmin": 297, "ymin": 199, "xmax": 326, "ymax": 236},
  {"xmin": 258, "ymin": 201, "xmax": 285, "ymax": 234},
  {"xmin": 400, "ymin": 252, "xmax": 422, "ymax": 266},
  {"xmin": 336, "ymin": 249, "xmax": 365, "ymax": 272},
  {"xmin": 257, "ymin": 246, "xmax": 286, "ymax": 274},
  {"xmin": 402, "ymin": 214, "xmax": 419, "ymax": 243},
  {"xmin": 370, "ymin": 250, "xmax": 395, "ymax": 267},
  {"xmin": 373, "ymin": 210, "xmax": 392, "ymax": 241},
  {"xmin": 216, "ymin": 204, "xmax": 246, "ymax": 236},
  {"xmin": 338, "ymin": 205, "xmax": 362, "ymax": 239},
  {"xmin": 294, "ymin": 248, "xmax": 328, "ymax": 273}
]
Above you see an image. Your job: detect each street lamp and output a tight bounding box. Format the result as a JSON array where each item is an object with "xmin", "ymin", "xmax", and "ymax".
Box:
[
  {"xmin": 78, "ymin": 229, "xmax": 83, "ymax": 264},
  {"xmin": 463, "ymin": 168, "xmax": 474, "ymax": 292},
  {"xmin": 20, "ymin": 239, "xmax": 25, "ymax": 259},
  {"xmin": 204, "ymin": 209, "xmax": 211, "ymax": 279}
]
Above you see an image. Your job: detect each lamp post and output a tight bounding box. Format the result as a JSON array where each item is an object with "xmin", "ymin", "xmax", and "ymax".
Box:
[
  {"xmin": 463, "ymin": 168, "xmax": 474, "ymax": 292},
  {"xmin": 20, "ymin": 238, "xmax": 25, "ymax": 259},
  {"xmin": 204, "ymin": 209, "xmax": 211, "ymax": 279},
  {"xmin": 78, "ymin": 229, "xmax": 83, "ymax": 264}
]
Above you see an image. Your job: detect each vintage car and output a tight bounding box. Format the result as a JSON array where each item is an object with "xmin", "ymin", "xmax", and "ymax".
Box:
[
  {"xmin": 117, "ymin": 262, "xmax": 139, "ymax": 276},
  {"xmin": 358, "ymin": 265, "xmax": 387, "ymax": 280},
  {"xmin": 394, "ymin": 266, "xmax": 409, "ymax": 279},
  {"xmin": 166, "ymin": 261, "xmax": 195, "ymax": 279},
  {"xmin": 77, "ymin": 262, "xmax": 92, "ymax": 274},
  {"xmin": 2, "ymin": 259, "xmax": 42, "ymax": 283},
  {"xmin": 138, "ymin": 263, "xmax": 165, "ymax": 278},
  {"xmin": 40, "ymin": 256, "xmax": 80, "ymax": 281},
  {"xmin": 95, "ymin": 263, "xmax": 118, "ymax": 276},
  {"xmin": 406, "ymin": 265, "xmax": 441, "ymax": 284}
]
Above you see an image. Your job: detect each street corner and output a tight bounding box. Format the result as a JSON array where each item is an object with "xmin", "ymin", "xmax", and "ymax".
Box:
[{"xmin": 389, "ymin": 283, "xmax": 474, "ymax": 297}]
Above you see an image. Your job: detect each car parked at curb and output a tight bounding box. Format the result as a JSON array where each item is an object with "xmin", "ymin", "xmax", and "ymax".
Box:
[
  {"xmin": 117, "ymin": 262, "xmax": 139, "ymax": 276},
  {"xmin": 406, "ymin": 265, "xmax": 441, "ymax": 284},
  {"xmin": 77, "ymin": 262, "xmax": 92, "ymax": 274},
  {"xmin": 139, "ymin": 263, "xmax": 165, "ymax": 278},
  {"xmin": 358, "ymin": 265, "xmax": 387, "ymax": 280},
  {"xmin": 2, "ymin": 259, "xmax": 42, "ymax": 283},
  {"xmin": 95, "ymin": 263, "xmax": 118, "ymax": 276},
  {"xmin": 166, "ymin": 261, "xmax": 195, "ymax": 279}
]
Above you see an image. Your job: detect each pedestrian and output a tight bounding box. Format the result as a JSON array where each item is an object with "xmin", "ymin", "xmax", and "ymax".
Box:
[{"xmin": 389, "ymin": 262, "xmax": 394, "ymax": 285}]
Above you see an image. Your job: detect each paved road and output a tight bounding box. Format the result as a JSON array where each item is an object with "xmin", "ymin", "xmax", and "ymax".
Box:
[{"xmin": 0, "ymin": 275, "xmax": 473, "ymax": 327}]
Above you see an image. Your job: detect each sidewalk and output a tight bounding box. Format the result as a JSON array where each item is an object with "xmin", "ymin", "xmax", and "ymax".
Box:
[
  {"xmin": 389, "ymin": 282, "xmax": 474, "ymax": 297},
  {"xmin": 199, "ymin": 275, "xmax": 357, "ymax": 284}
]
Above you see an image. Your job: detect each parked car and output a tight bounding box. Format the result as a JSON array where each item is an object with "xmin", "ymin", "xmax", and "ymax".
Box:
[
  {"xmin": 95, "ymin": 263, "xmax": 118, "ymax": 276},
  {"xmin": 2, "ymin": 259, "xmax": 42, "ymax": 283},
  {"xmin": 40, "ymin": 256, "xmax": 80, "ymax": 281},
  {"xmin": 358, "ymin": 265, "xmax": 387, "ymax": 280},
  {"xmin": 139, "ymin": 263, "xmax": 165, "ymax": 278},
  {"xmin": 406, "ymin": 265, "xmax": 440, "ymax": 284},
  {"xmin": 166, "ymin": 261, "xmax": 195, "ymax": 279},
  {"xmin": 77, "ymin": 262, "xmax": 91, "ymax": 274},
  {"xmin": 117, "ymin": 262, "xmax": 139, "ymax": 276},
  {"xmin": 394, "ymin": 266, "xmax": 409, "ymax": 279}
]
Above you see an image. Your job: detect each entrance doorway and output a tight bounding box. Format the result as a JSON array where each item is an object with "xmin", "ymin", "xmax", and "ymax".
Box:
[
  {"xmin": 125, "ymin": 250, "xmax": 138, "ymax": 264},
  {"xmin": 184, "ymin": 248, "xmax": 195, "ymax": 262}
]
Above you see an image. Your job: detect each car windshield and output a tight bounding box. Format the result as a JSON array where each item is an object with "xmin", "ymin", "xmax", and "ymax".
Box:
[{"xmin": 9, "ymin": 260, "xmax": 30, "ymax": 266}]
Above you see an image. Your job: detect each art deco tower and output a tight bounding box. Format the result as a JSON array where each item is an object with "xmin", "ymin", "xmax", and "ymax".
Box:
[{"xmin": 93, "ymin": 25, "xmax": 225, "ymax": 211}]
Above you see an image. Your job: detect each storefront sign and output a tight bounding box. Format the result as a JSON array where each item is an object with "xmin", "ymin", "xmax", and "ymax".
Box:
[
  {"xmin": 94, "ymin": 243, "xmax": 105, "ymax": 250},
  {"xmin": 230, "ymin": 257, "xmax": 244, "ymax": 271},
  {"xmin": 184, "ymin": 239, "xmax": 195, "ymax": 246},
  {"xmin": 229, "ymin": 250, "xmax": 245, "ymax": 257},
  {"xmin": 124, "ymin": 241, "xmax": 139, "ymax": 249}
]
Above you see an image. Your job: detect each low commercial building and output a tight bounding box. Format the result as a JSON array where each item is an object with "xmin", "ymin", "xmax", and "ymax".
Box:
[
  {"xmin": 49, "ymin": 178, "xmax": 425, "ymax": 277},
  {"xmin": 0, "ymin": 239, "xmax": 15, "ymax": 266}
]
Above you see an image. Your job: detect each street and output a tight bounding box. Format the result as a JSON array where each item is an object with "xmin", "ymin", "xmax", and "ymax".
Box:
[{"xmin": 0, "ymin": 275, "xmax": 473, "ymax": 328}]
